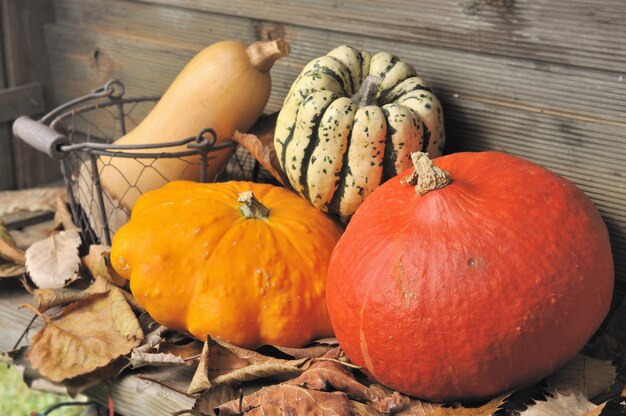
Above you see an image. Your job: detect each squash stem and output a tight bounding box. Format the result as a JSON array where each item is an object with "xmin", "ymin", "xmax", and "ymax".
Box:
[
  {"xmin": 351, "ymin": 75, "xmax": 382, "ymax": 108},
  {"xmin": 238, "ymin": 191, "xmax": 270, "ymax": 219},
  {"xmin": 247, "ymin": 40, "xmax": 291, "ymax": 73},
  {"xmin": 401, "ymin": 152, "xmax": 451, "ymax": 195}
]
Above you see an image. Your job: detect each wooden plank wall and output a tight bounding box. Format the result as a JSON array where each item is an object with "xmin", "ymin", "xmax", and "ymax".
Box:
[
  {"xmin": 45, "ymin": 0, "xmax": 626, "ymax": 283},
  {"xmin": 0, "ymin": 0, "xmax": 61, "ymax": 189}
]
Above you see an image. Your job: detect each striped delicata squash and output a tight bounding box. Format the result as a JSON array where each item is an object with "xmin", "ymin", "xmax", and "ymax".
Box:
[{"xmin": 274, "ymin": 45, "xmax": 446, "ymax": 217}]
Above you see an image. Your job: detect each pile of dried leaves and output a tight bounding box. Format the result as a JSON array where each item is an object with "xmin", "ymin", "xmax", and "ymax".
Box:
[{"xmin": 1, "ymin": 183, "xmax": 626, "ymax": 416}]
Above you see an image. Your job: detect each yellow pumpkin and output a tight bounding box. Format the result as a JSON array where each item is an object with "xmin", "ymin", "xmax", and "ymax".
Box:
[
  {"xmin": 100, "ymin": 39, "xmax": 290, "ymax": 212},
  {"xmin": 110, "ymin": 181, "xmax": 342, "ymax": 348}
]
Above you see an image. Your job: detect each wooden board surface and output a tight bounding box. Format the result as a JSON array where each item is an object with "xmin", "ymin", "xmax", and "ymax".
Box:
[
  {"xmin": 45, "ymin": 0, "xmax": 626, "ymax": 282},
  {"xmin": 0, "ymin": 11, "xmax": 15, "ymax": 191},
  {"xmin": 1, "ymin": 0, "xmax": 61, "ymax": 189},
  {"xmin": 139, "ymin": 0, "xmax": 626, "ymax": 73}
]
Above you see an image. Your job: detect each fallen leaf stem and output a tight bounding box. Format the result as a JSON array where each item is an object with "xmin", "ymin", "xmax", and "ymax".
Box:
[
  {"xmin": 19, "ymin": 303, "xmax": 53, "ymax": 325},
  {"xmin": 12, "ymin": 313, "xmax": 37, "ymax": 350}
]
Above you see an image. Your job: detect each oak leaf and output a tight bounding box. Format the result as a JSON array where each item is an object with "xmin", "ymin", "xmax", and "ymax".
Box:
[
  {"xmin": 518, "ymin": 390, "xmax": 605, "ymax": 416},
  {"xmin": 188, "ymin": 336, "xmax": 311, "ymax": 394},
  {"xmin": 25, "ymin": 230, "xmax": 82, "ymax": 288},
  {"xmin": 26, "ymin": 287, "xmax": 143, "ymax": 382}
]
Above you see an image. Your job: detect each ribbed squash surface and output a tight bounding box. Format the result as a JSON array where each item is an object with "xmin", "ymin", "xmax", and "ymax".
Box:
[{"xmin": 274, "ymin": 45, "xmax": 445, "ymax": 217}]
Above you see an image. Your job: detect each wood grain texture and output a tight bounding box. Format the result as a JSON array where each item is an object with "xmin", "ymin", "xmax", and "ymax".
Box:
[
  {"xmin": 45, "ymin": 0, "xmax": 626, "ymax": 284},
  {"xmin": 1, "ymin": 0, "xmax": 61, "ymax": 189},
  {"xmin": 0, "ymin": 83, "xmax": 45, "ymax": 123},
  {"xmin": 0, "ymin": 16, "xmax": 15, "ymax": 191},
  {"xmin": 138, "ymin": 0, "xmax": 626, "ymax": 73}
]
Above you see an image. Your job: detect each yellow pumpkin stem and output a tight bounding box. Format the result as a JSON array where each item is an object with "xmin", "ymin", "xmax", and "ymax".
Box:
[
  {"xmin": 247, "ymin": 39, "xmax": 291, "ymax": 73},
  {"xmin": 402, "ymin": 152, "xmax": 451, "ymax": 195},
  {"xmin": 351, "ymin": 75, "xmax": 382, "ymax": 108},
  {"xmin": 238, "ymin": 191, "xmax": 271, "ymax": 219}
]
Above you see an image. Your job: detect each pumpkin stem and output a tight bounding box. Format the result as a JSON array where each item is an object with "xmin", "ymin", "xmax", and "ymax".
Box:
[
  {"xmin": 247, "ymin": 40, "xmax": 291, "ymax": 73},
  {"xmin": 402, "ymin": 152, "xmax": 451, "ymax": 195},
  {"xmin": 351, "ymin": 75, "xmax": 382, "ymax": 108},
  {"xmin": 238, "ymin": 191, "xmax": 271, "ymax": 219}
]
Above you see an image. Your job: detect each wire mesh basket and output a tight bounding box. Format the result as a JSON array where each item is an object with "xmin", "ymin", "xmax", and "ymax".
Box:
[{"xmin": 13, "ymin": 79, "xmax": 270, "ymax": 246}]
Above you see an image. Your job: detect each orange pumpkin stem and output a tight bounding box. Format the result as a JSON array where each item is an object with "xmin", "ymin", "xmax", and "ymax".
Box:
[
  {"xmin": 402, "ymin": 152, "xmax": 451, "ymax": 195},
  {"xmin": 238, "ymin": 191, "xmax": 270, "ymax": 219},
  {"xmin": 247, "ymin": 39, "xmax": 291, "ymax": 73},
  {"xmin": 351, "ymin": 75, "xmax": 382, "ymax": 108}
]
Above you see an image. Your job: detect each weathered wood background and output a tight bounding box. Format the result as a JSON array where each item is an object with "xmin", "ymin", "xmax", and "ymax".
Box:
[{"xmin": 5, "ymin": 0, "xmax": 626, "ymax": 285}]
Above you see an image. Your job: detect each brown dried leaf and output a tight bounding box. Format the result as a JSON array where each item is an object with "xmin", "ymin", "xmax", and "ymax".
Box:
[
  {"xmin": 27, "ymin": 287, "xmax": 143, "ymax": 382},
  {"xmin": 217, "ymin": 346, "xmax": 508, "ymax": 416},
  {"xmin": 0, "ymin": 262, "xmax": 26, "ymax": 277},
  {"xmin": 546, "ymin": 355, "xmax": 617, "ymax": 399},
  {"xmin": 0, "ymin": 223, "xmax": 25, "ymax": 264},
  {"xmin": 34, "ymin": 287, "xmax": 88, "ymax": 311},
  {"xmin": 390, "ymin": 396, "xmax": 507, "ymax": 416},
  {"xmin": 25, "ymin": 230, "xmax": 82, "ymax": 289},
  {"xmin": 0, "ymin": 186, "xmax": 66, "ymax": 216},
  {"xmin": 81, "ymin": 244, "xmax": 126, "ymax": 286},
  {"xmin": 518, "ymin": 391, "xmax": 605, "ymax": 416},
  {"xmin": 130, "ymin": 349, "xmax": 187, "ymax": 368},
  {"xmin": 256, "ymin": 343, "xmax": 336, "ymax": 360},
  {"xmin": 218, "ymin": 384, "xmax": 354, "ymax": 416},
  {"xmin": 288, "ymin": 348, "xmax": 378, "ymax": 403},
  {"xmin": 188, "ymin": 336, "xmax": 311, "ymax": 394},
  {"xmin": 131, "ymin": 329, "xmax": 201, "ymax": 369},
  {"xmin": 194, "ymin": 384, "xmax": 243, "ymax": 416},
  {"xmin": 53, "ymin": 196, "xmax": 79, "ymax": 232},
  {"xmin": 231, "ymin": 112, "xmax": 291, "ymax": 187},
  {"xmin": 33, "ymin": 270, "xmax": 115, "ymax": 311}
]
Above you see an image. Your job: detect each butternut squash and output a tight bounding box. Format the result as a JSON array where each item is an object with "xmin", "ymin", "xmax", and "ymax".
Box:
[{"xmin": 99, "ymin": 39, "xmax": 290, "ymax": 212}]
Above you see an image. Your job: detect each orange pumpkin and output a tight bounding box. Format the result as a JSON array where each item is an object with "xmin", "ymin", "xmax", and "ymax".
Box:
[
  {"xmin": 111, "ymin": 181, "xmax": 343, "ymax": 348},
  {"xmin": 326, "ymin": 151, "xmax": 614, "ymax": 401}
]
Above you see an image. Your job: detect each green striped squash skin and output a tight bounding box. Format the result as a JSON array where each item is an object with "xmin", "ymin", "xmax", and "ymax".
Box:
[{"xmin": 274, "ymin": 45, "xmax": 445, "ymax": 217}]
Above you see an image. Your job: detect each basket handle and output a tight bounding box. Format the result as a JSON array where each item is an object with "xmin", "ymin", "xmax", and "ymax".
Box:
[{"xmin": 12, "ymin": 116, "xmax": 70, "ymax": 160}]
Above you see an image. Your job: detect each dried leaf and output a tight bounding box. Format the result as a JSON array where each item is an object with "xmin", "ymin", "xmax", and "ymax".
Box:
[
  {"xmin": 54, "ymin": 196, "xmax": 79, "ymax": 232},
  {"xmin": 0, "ymin": 262, "xmax": 26, "ymax": 277},
  {"xmin": 194, "ymin": 384, "xmax": 244, "ymax": 416},
  {"xmin": 256, "ymin": 343, "xmax": 336, "ymax": 360},
  {"xmin": 218, "ymin": 384, "xmax": 355, "ymax": 416},
  {"xmin": 9, "ymin": 223, "xmax": 53, "ymax": 250},
  {"xmin": 25, "ymin": 230, "xmax": 82, "ymax": 288},
  {"xmin": 81, "ymin": 244, "xmax": 125, "ymax": 286},
  {"xmin": 289, "ymin": 348, "xmax": 378, "ymax": 403},
  {"xmin": 231, "ymin": 113, "xmax": 291, "ymax": 187},
  {"xmin": 188, "ymin": 336, "xmax": 311, "ymax": 394},
  {"xmin": 26, "ymin": 288, "xmax": 143, "ymax": 382},
  {"xmin": 0, "ymin": 186, "xmax": 66, "ymax": 216},
  {"xmin": 34, "ymin": 287, "xmax": 88, "ymax": 311},
  {"xmin": 0, "ymin": 223, "xmax": 25, "ymax": 264},
  {"xmin": 546, "ymin": 355, "xmax": 617, "ymax": 399},
  {"xmin": 519, "ymin": 391, "xmax": 605, "ymax": 416},
  {"xmin": 130, "ymin": 349, "xmax": 187, "ymax": 368},
  {"xmin": 33, "ymin": 269, "xmax": 116, "ymax": 311},
  {"xmin": 391, "ymin": 396, "xmax": 507, "ymax": 416}
]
